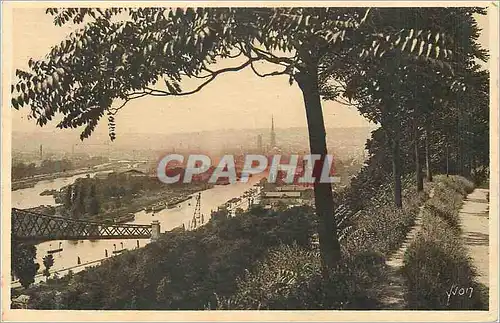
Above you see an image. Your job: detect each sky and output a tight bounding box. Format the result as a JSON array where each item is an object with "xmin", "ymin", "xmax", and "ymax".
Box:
[{"xmin": 10, "ymin": 7, "xmax": 490, "ymax": 139}]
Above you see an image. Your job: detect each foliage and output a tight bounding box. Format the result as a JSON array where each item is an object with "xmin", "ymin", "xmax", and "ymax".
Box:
[
  {"xmin": 402, "ymin": 175, "xmax": 486, "ymax": 309},
  {"xmin": 26, "ymin": 207, "xmax": 317, "ymax": 309},
  {"xmin": 42, "ymin": 254, "xmax": 55, "ymax": 279},
  {"xmin": 340, "ymin": 128, "xmax": 417, "ymax": 209},
  {"xmin": 213, "ymin": 173, "xmax": 429, "ymax": 310},
  {"xmin": 10, "ymin": 7, "xmax": 454, "ymax": 140},
  {"xmin": 437, "ymin": 174, "xmax": 475, "ymax": 196},
  {"xmin": 342, "ymin": 174, "xmax": 428, "ymax": 256},
  {"xmin": 11, "ymin": 6, "xmax": 486, "ymax": 273},
  {"xmin": 424, "ymin": 177, "xmax": 469, "ymax": 231},
  {"xmin": 216, "ymin": 243, "xmax": 385, "ymax": 309},
  {"xmin": 10, "ymin": 6, "xmax": 490, "ymax": 308},
  {"xmin": 210, "ymin": 206, "xmax": 231, "ymax": 225},
  {"xmin": 320, "ymin": 8, "xmax": 488, "ymax": 204},
  {"xmin": 11, "ymin": 242, "xmax": 40, "ymax": 289},
  {"xmin": 427, "ymin": 66, "xmax": 489, "ymax": 179},
  {"xmin": 12, "ymin": 159, "xmax": 70, "ymax": 180},
  {"xmin": 58, "ymin": 171, "xmax": 206, "ymax": 219},
  {"xmin": 25, "ymin": 168, "xmax": 431, "ymax": 310}
]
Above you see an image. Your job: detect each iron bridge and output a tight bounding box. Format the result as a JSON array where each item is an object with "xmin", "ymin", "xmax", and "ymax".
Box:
[{"xmin": 11, "ymin": 208, "xmax": 153, "ymax": 242}]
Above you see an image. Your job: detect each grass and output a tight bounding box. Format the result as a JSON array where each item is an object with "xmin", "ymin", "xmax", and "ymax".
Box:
[
  {"xmin": 24, "ymin": 174, "xmax": 461, "ymax": 310},
  {"xmin": 401, "ymin": 175, "xmax": 488, "ymax": 310},
  {"xmin": 24, "ymin": 206, "xmax": 318, "ymax": 310},
  {"xmin": 343, "ymin": 177, "xmax": 429, "ymax": 258},
  {"xmin": 216, "ymin": 175, "xmax": 430, "ymax": 310},
  {"xmin": 215, "ymin": 244, "xmax": 386, "ymax": 310}
]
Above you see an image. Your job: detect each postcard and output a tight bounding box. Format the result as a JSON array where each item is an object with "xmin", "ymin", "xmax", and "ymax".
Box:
[{"xmin": 2, "ymin": 1, "xmax": 498, "ymax": 321}]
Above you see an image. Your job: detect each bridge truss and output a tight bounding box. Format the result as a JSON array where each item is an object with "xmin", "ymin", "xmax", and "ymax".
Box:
[{"xmin": 12, "ymin": 208, "xmax": 152, "ymax": 242}]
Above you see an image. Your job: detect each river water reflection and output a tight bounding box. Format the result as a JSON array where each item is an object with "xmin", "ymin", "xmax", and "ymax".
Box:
[{"xmin": 12, "ymin": 171, "xmax": 260, "ymax": 281}]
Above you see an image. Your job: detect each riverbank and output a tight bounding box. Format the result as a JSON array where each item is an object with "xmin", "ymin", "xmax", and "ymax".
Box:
[
  {"xmin": 12, "ymin": 181, "xmax": 261, "ymax": 292},
  {"xmin": 12, "ymin": 163, "xmax": 122, "ymax": 191},
  {"xmin": 13, "ymin": 174, "xmax": 259, "ymax": 285},
  {"xmin": 33, "ymin": 167, "xmax": 215, "ymax": 223},
  {"xmin": 91, "ymin": 184, "xmax": 212, "ymax": 223},
  {"xmin": 27, "ymin": 184, "xmax": 211, "ymax": 224}
]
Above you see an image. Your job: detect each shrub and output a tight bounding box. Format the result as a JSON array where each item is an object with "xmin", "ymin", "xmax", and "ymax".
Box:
[
  {"xmin": 435, "ymin": 175, "xmax": 475, "ymax": 196},
  {"xmin": 426, "ymin": 202, "xmax": 460, "ymax": 232},
  {"xmin": 402, "ymin": 212, "xmax": 484, "ymax": 309},
  {"xmin": 26, "ymin": 173, "xmax": 463, "ymax": 310},
  {"xmin": 26, "ymin": 207, "xmax": 318, "ymax": 310},
  {"xmin": 344, "ymin": 184, "xmax": 427, "ymax": 257},
  {"xmin": 216, "ymin": 244, "xmax": 385, "ymax": 310},
  {"xmin": 420, "ymin": 176, "xmax": 474, "ymax": 232},
  {"xmin": 402, "ymin": 176, "xmax": 486, "ymax": 310}
]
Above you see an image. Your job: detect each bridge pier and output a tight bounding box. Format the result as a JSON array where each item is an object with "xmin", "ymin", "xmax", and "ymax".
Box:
[{"xmin": 151, "ymin": 220, "xmax": 161, "ymax": 241}]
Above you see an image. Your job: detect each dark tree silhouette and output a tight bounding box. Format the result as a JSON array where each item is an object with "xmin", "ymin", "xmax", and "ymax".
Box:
[
  {"xmin": 42, "ymin": 254, "xmax": 55, "ymax": 281},
  {"xmin": 11, "ymin": 242, "xmax": 40, "ymax": 289}
]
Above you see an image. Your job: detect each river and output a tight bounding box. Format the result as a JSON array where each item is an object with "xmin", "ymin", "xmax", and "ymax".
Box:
[{"xmin": 11, "ymin": 169, "xmax": 261, "ymax": 285}]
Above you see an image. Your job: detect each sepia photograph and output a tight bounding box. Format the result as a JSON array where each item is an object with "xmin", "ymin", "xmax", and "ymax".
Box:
[{"xmin": 1, "ymin": 1, "xmax": 498, "ymax": 321}]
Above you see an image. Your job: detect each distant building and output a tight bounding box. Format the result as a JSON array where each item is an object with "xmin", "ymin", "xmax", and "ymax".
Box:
[
  {"xmin": 270, "ymin": 115, "xmax": 276, "ymax": 149},
  {"xmin": 94, "ymin": 172, "xmax": 110, "ymax": 180},
  {"xmin": 260, "ymin": 190, "xmax": 303, "ymax": 207},
  {"xmin": 275, "ymin": 185, "xmax": 310, "ymax": 192},
  {"xmin": 257, "ymin": 134, "xmax": 263, "ymax": 153},
  {"xmin": 121, "ymin": 169, "xmax": 147, "ymax": 179},
  {"xmin": 262, "ymin": 191, "xmax": 302, "ymax": 198}
]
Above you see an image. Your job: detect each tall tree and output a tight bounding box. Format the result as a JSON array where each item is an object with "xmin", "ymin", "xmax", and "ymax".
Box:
[
  {"xmin": 320, "ymin": 7, "xmax": 487, "ymax": 204},
  {"xmin": 11, "ymin": 7, "xmax": 455, "ymax": 272},
  {"xmin": 11, "ymin": 242, "xmax": 40, "ymax": 289},
  {"xmin": 42, "ymin": 254, "xmax": 55, "ymax": 281},
  {"xmin": 63, "ymin": 184, "xmax": 73, "ymax": 211},
  {"xmin": 86, "ymin": 184, "xmax": 100, "ymax": 216}
]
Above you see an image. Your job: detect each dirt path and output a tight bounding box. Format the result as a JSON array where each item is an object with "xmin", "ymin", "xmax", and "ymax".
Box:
[
  {"xmin": 376, "ymin": 186, "xmax": 489, "ymax": 309},
  {"xmin": 459, "ymin": 188, "xmax": 489, "ymax": 287},
  {"xmin": 377, "ymin": 189, "xmax": 434, "ymax": 309}
]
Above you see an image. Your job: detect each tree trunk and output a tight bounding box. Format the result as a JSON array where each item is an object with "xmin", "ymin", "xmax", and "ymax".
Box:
[
  {"xmin": 458, "ymin": 142, "xmax": 464, "ymax": 176},
  {"xmin": 471, "ymin": 156, "xmax": 476, "ymax": 182},
  {"xmin": 391, "ymin": 136, "xmax": 403, "ymax": 208},
  {"xmin": 425, "ymin": 128, "xmax": 433, "ymax": 182},
  {"xmin": 457, "ymin": 117, "xmax": 465, "ymax": 176},
  {"xmin": 446, "ymin": 144, "xmax": 450, "ymax": 177},
  {"xmin": 296, "ymin": 67, "xmax": 341, "ymax": 275},
  {"xmin": 414, "ymin": 125, "xmax": 424, "ymax": 191},
  {"xmin": 464, "ymin": 135, "xmax": 471, "ymax": 177}
]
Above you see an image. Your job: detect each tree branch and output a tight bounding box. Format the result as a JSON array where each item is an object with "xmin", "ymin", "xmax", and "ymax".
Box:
[
  {"xmin": 250, "ymin": 60, "xmax": 290, "ymax": 78},
  {"xmin": 226, "ymin": 47, "xmax": 243, "ymax": 59},
  {"xmin": 249, "ymin": 45, "xmax": 294, "ymax": 67},
  {"xmin": 180, "ymin": 71, "xmax": 212, "ymax": 79},
  {"xmin": 127, "ymin": 58, "xmax": 260, "ymax": 99},
  {"xmin": 127, "ymin": 91, "xmax": 151, "ymax": 100},
  {"xmin": 107, "ymin": 99, "xmax": 129, "ymax": 116},
  {"xmin": 333, "ymin": 96, "xmax": 358, "ymax": 107}
]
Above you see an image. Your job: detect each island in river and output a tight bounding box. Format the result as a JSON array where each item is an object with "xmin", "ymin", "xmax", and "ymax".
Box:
[{"xmin": 38, "ymin": 169, "xmax": 213, "ymax": 223}]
